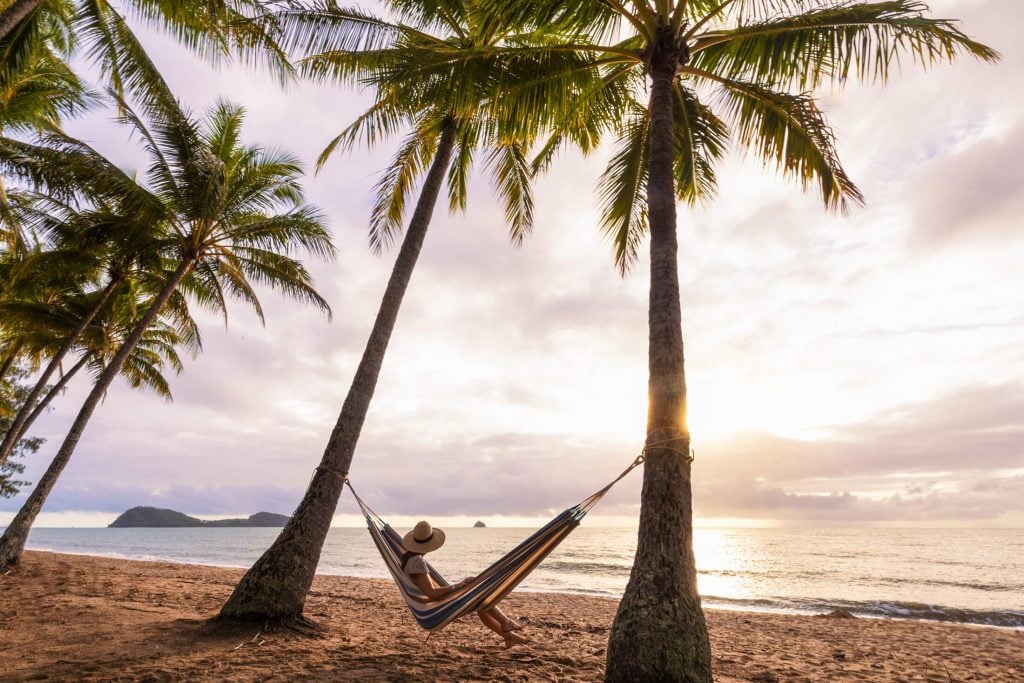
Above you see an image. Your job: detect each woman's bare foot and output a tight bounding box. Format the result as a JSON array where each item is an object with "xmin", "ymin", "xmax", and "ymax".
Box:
[
  {"xmin": 503, "ymin": 631, "xmax": 530, "ymax": 649},
  {"xmin": 501, "ymin": 618, "xmax": 523, "ymax": 633}
]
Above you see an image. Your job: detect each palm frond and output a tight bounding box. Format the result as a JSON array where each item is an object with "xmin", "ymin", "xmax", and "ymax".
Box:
[
  {"xmin": 0, "ymin": 41, "xmax": 97, "ymax": 134},
  {"xmin": 178, "ymin": 258, "xmax": 229, "ymax": 324},
  {"xmin": 446, "ymin": 123, "xmax": 476, "ymax": 214},
  {"xmin": 128, "ymin": 0, "xmax": 295, "ymax": 83},
  {"xmin": 478, "ymin": 0, "xmax": 629, "ymax": 43},
  {"xmin": 0, "ymin": 132, "xmax": 166, "ymax": 224},
  {"xmin": 596, "ymin": 102, "xmax": 649, "ymax": 273},
  {"xmin": 275, "ymin": 2, "xmax": 399, "ymax": 58},
  {"xmin": 222, "ymin": 208, "xmax": 335, "ymax": 261},
  {"xmin": 210, "ymin": 247, "xmax": 265, "ymax": 323},
  {"xmin": 705, "ymin": 72, "xmax": 863, "ymax": 212},
  {"xmin": 75, "ymin": 0, "xmax": 180, "ymax": 115},
  {"xmin": 367, "ymin": 113, "xmax": 439, "ymax": 254},
  {"xmin": 690, "ymin": 1, "xmax": 1000, "ymax": 89},
  {"xmin": 314, "ymin": 97, "xmax": 407, "ymax": 170},
  {"xmin": 672, "ymin": 84, "xmax": 727, "ymax": 205},
  {"xmin": 683, "ymin": 0, "xmax": 819, "ymax": 28},
  {"xmin": 231, "ymin": 246, "xmax": 332, "ymax": 319},
  {"xmin": 485, "ymin": 142, "xmax": 534, "ymax": 244}
]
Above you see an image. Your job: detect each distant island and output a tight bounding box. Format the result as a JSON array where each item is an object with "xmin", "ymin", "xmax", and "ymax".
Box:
[
  {"xmin": 473, "ymin": 520, "xmax": 486, "ymax": 528},
  {"xmin": 109, "ymin": 506, "xmax": 289, "ymax": 528}
]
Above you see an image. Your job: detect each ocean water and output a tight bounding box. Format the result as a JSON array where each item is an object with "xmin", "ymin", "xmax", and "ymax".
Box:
[{"xmin": 22, "ymin": 526, "xmax": 1024, "ymax": 629}]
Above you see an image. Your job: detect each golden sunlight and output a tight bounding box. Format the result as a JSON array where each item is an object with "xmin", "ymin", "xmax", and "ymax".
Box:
[{"xmin": 687, "ymin": 375, "xmax": 854, "ymax": 443}]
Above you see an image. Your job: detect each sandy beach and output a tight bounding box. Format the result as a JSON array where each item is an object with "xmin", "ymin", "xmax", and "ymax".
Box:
[{"xmin": 0, "ymin": 551, "xmax": 1020, "ymax": 681}]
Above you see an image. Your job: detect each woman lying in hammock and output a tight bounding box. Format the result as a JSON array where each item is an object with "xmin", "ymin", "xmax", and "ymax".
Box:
[{"xmin": 401, "ymin": 520, "xmax": 530, "ymax": 648}]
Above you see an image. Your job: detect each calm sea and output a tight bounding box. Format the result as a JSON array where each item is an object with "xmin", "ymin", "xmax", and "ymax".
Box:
[{"xmin": 22, "ymin": 526, "xmax": 1024, "ymax": 629}]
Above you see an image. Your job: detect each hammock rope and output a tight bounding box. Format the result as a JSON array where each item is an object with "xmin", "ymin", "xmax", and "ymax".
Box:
[{"xmin": 344, "ymin": 453, "xmax": 645, "ymax": 632}]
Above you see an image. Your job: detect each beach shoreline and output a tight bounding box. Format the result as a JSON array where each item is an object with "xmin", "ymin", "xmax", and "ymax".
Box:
[
  {"xmin": 2, "ymin": 551, "xmax": 1022, "ymax": 681},
  {"xmin": 22, "ymin": 538, "xmax": 1024, "ymax": 631}
]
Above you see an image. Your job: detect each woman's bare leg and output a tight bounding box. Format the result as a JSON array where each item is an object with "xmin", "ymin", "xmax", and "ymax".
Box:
[
  {"xmin": 478, "ymin": 609, "xmax": 529, "ymax": 648},
  {"xmin": 478, "ymin": 609, "xmax": 504, "ymax": 635},
  {"xmin": 489, "ymin": 606, "xmax": 522, "ymax": 632}
]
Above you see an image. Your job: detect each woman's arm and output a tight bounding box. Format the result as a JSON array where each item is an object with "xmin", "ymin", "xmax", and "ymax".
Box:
[{"xmin": 410, "ymin": 573, "xmax": 472, "ymax": 600}]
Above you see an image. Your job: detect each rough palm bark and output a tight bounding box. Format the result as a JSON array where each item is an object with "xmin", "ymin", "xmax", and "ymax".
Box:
[
  {"xmin": 0, "ymin": 0, "xmax": 44, "ymax": 42},
  {"xmin": 0, "ymin": 278, "xmax": 121, "ymax": 467},
  {"xmin": 0, "ymin": 261, "xmax": 191, "ymax": 568},
  {"xmin": 605, "ymin": 24, "xmax": 712, "ymax": 683},
  {"xmin": 218, "ymin": 121, "xmax": 458, "ymax": 622}
]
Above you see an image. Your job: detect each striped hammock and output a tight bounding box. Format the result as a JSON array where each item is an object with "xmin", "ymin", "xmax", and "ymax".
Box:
[{"xmin": 345, "ymin": 455, "xmax": 643, "ymax": 632}]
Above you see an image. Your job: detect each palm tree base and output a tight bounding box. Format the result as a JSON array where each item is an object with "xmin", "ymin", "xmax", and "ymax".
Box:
[
  {"xmin": 604, "ymin": 450, "xmax": 712, "ymax": 682},
  {"xmin": 0, "ymin": 517, "xmax": 30, "ymax": 569},
  {"xmin": 218, "ymin": 472, "xmax": 340, "ymax": 623},
  {"xmin": 605, "ymin": 592, "xmax": 712, "ymax": 682},
  {"xmin": 213, "ymin": 612, "xmax": 326, "ymax": 636},
  {"xmin": 217, "ymin": 557, "xmax": 314, "ymax": 623}
]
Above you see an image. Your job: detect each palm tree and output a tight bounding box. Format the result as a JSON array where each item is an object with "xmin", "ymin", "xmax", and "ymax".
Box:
[
  {"xmin": 0, "ymin": 245, "xmax": 98, "ymax": 391},
  {"xmin": 0, "ymin": 273, "xmax": 194, "ymax": 500},
  {"xmin": 0, "ymin": 93, "xmax": 334, "ymax": 568},
  {"xmin": 0, "ymin": 0, "xmax": 291, "ymax": 213},
  {"xmin": 0, "ymin": 18, "xmax": 98, "ymax": 440},
  {"xmin": 0, "ymin": 299, "xmax": 191, "ymax": 500},
  {"xmin": 5, "ymin": 284, "xmax": 196, "ymax": 442},
  {"xmin": 0, "ymin": 289, "xmax": 107, "ymax": 445},
  {"xmin": 0, "ymin": 150, "xmax": 178, "ymax": 469},
  {"xmin": 217, "ymin": 0, "xmax": 599, "ymax": 622},
  {"xmin": 0, "ymin": 263, "xmax": 197, "ymax": 457},
  {"xmin": 413, "ymin": 0, "xmax": 998, "ymax": 679},
  {"xmin": 0, "ymin": 274, "xmax": 123, "ymax": 464}
]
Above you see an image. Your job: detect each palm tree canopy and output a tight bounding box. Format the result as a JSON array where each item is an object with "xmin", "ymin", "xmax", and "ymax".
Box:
[
  {"xmin": 106, "ymin": 93, "xmax": 337, "ymax": 324},
  {"xmin": 0, "ymin": 38, "xmax": 94, "ymax": 134},
  {"xmin": 271, "ymin": 0, "xmax": 614, "ymax": 253},
  {"xmin": 409, "ymin": 0, "xmax": 998, "ymax": 269},
  {"xmin": 80, "ymin": 300, "xmax": 195, "ymax": 400},
  {"xmin": 0, "ymin": 279, "xmax": 196, "ymax": 399},
  {"xmin": 0, "ymin": 100, "xmax": 333, "ymax": 432},
  {"xmin": 0, "ymin": 22, "xmax": 96, "ymax": 253},
  {"xmin": 1, "ymin": 0, "xmax": 292, "ymax": 102}
]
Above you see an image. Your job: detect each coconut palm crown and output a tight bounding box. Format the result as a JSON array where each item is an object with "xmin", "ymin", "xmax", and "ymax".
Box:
[{"xmin": 276, "ymin": 0, "xmax": 617, "ymax": 246}]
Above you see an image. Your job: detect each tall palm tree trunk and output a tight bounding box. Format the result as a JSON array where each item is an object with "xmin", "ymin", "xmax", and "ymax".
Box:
[
  {"xmin": 605, "ymin": 26, "xmax": 712, "ymax": 683},
  {"xmin": 6, "ymin": 353, "xmax": 89, "ymax": 450},
  {"xmin": 0, "ymin": 261, "xmax": 192, "ymax": 568},
  {"xmin": 0, "ymin": 0, "xmax": 43, "ymax": 42},
  {"xmin": 0, "ymin": 278, "xmax": 121, "ymax": 467},
  {"xmin": 218, "ymin": 121, "xmax": 458, "ymax": 622}
]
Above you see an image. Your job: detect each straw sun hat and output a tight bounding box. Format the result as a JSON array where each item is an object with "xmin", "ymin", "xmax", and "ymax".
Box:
[{"xmin": 402, "ymin": 520, "xmax": 446, "ymax": 554}]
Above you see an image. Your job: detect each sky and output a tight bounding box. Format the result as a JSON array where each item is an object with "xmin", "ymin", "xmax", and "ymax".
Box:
[{"xmin": 2, "ymin": 0, "xmax": 1021, "ymax": 528}]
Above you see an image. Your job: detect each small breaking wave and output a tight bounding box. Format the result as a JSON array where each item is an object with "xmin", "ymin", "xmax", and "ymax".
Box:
[
  {"xmin": 701, "ymin": 595, "xmax": 1024, "ymax": 629},
  {"xmin": 542, "ymin": 560, "xmax": 632, "ymax": 575}
]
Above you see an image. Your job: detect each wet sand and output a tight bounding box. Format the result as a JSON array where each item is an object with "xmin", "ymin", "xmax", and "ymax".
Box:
[{"xmin": 1, "ymin": 551, "xmax": 1021, "ymax": 681}]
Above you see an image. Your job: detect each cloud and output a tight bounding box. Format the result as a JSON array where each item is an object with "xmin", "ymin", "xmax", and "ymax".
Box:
[
  {"xmin": 697, "ymin": 475, "xmax": 1024, "ymax": 523},
  {"xmin": 9, "ymin": 381, "xmax": 1021, "ymax": 526},
  {"xmin": 909, "ymin": 122, "xmax": 1024, "ymax": 246},
  {"xmin": 33, "ymin": 480, "xmax": 303, "ymax": 517},
  {"xmin": 691, "ymin": 382, "xmax": 1024, "ymax": 521}
]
